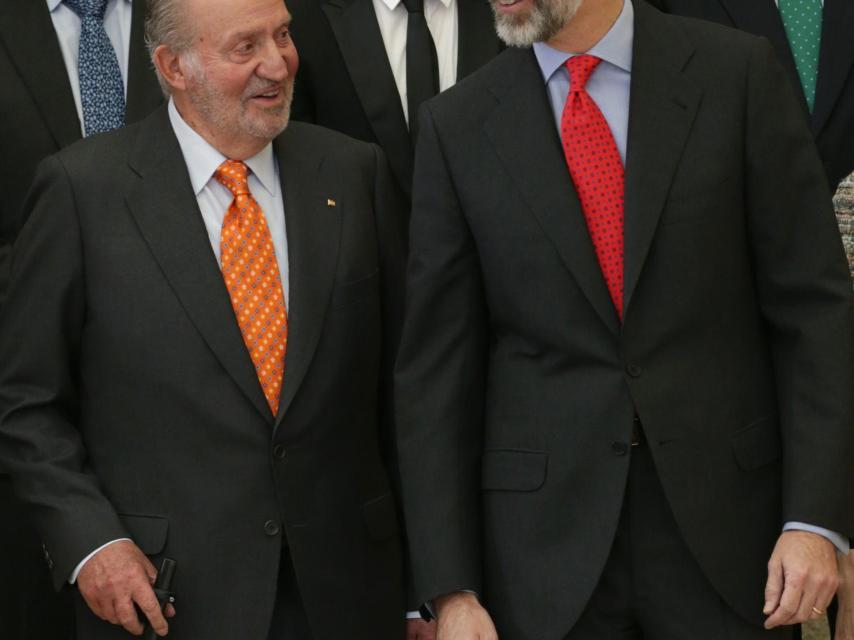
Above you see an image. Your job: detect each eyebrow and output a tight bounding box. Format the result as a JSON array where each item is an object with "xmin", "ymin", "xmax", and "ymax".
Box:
[{"xmin": 228, "ymin": 19, "xmax": 292, "ymax": 43}]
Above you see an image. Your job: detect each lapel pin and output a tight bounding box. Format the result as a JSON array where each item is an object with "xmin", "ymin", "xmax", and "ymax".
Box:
[{"xmin": 327, "ymin": 198, "xmax": 337, "ymax": 207}]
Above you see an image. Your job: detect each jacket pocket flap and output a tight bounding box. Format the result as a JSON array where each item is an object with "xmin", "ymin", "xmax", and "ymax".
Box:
[
  {"xmin": 481, "ymin": 450, "xmax": 548, "ymax": 491},
  {"xmin": 731, "ymin": 416, "xmax": 781, "ymax": 471},
  {"xmin": 117, "ymin": 513, "xmax": 169, "ymax": 555},
  {"xmin": 331, "ymin": 269, "xmax": 380, "ymax": 308},
  {"xmin": 360, "ymin": 493, "xmax": 400, "ymax": 541}
]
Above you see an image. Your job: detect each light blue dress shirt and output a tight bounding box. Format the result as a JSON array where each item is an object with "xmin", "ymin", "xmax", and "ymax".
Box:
[{"xmin": 533, "ymin": 0, "xmax": 847, "ymax": 554}]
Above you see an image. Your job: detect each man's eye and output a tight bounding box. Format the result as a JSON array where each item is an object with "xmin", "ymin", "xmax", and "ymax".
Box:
[
  {"xmin": 277, "ymin": 30, "xmax": 290, "ymax": 43},
  {"xmin": 236, "ymin": 43, "xmax": 254, "ymax": 54}
]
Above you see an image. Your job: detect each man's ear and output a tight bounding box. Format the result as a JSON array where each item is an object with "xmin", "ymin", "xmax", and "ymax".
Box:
[{"xmin": 152, "ymin": 44, "xmax": 189, "ymax": 93}]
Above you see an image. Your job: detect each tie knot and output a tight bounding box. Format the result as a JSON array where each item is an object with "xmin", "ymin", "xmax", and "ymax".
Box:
[
  {"xmin": 565, "ymin": 55, "xmax": 602, "ymax": 93},
  {"xmin": 401, "ymin": 0, "xmax": 425, "ymax": 14},
  {"xmin": 64, "ymin": 0, "xmax": 109, "ymax": 19},
  {"xmin": 215, "ymin": 160, "xmax": 251, "ymax": 197}
]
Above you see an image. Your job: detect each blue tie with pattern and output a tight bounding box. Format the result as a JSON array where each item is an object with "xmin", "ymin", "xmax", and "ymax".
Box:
[{"xmin": 64, "ymin": 0, "xmax": 126, "ymax": 136}]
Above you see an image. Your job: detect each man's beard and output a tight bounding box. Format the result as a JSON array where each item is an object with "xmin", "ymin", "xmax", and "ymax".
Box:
[
  {"xmin": 186, "ymin": 59, "xmax": 293, "ymax": 144},
  {"xmin": 492, "ymin": 0, "xmax": 583, "ymax": 47}
]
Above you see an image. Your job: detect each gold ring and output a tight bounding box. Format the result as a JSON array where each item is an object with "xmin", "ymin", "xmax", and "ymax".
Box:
[{"xmin": 812, "ymin": 606, "xmax": 825, "ymax": 616}]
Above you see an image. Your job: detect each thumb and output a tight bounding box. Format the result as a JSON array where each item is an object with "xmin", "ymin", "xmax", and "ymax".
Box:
[{"xmin": 764, "ymin": 556, "xmax": 784, "ymax": 614}]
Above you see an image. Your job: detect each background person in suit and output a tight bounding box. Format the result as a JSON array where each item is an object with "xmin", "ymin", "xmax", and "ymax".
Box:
[
  {"xmin": 645, "ymin": 0, "xmax": 854, "ymax": 194},
  {"xmin": 287, "ymin": 0, "xmax": 503, "ymax": 199},
  {"xmin": 0, "ymin": 1, "xmax": 161, "ymax": 637},
  {"xmin": 0, "ymin": 0, "xmax": 412, "ymax": 637},
  {"xmin": 393, "ymin": 0, "xmax": 854, "ymax": 638}
]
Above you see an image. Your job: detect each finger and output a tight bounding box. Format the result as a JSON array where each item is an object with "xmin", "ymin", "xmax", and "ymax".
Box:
[
  {"xmin": 141, "ymin": 555, "xmax": 158, "ymax": 583},
  {"xmin": 134, "ymin": 584, "xmax": 169, "ymax": 637},
  {"xmin": 793, "ymin": 580, "xmax": 821, "ymax": 624},
  {"xmin": 165, "ymin": 603, "xmax": 177, "ymax": 618},
  {"xmin": 99, "ymin": 596, "xmax": 120, "ymax": 625},
  {"xmin": 114, "ymin": 596, "xmax": 145, "ymax": 636},
  {"xmin": 765, "ymin": 574, "xmax": 805, "ymax": 628},
  {"xmin": 764, "ymin": 556, "xmax": 784, "ymax": 615}
]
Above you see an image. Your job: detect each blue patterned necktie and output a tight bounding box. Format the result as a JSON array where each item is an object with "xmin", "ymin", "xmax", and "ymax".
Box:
[{"xmin": 64, "ymin": 0, "xmax": 126, "ymax": 136}]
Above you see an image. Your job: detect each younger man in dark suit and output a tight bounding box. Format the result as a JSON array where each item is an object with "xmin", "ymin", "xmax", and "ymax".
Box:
[{"xmin": 394, "ymin": 0, "xmax": 854, "ymax": 638}]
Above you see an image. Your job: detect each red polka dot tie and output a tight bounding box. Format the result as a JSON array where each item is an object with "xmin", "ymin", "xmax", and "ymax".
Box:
[
  {"xmin": 560, "ymin": 55, "xmax": 625, "ymax": 320},
  {"xmin": 215, "ymin": 160, "xmax": 288, "ymax": 415}
]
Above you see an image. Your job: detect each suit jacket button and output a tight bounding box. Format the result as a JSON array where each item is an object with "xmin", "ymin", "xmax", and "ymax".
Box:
[
  {"xmin": 611, "ymin": 441, "xmax": 629, "ymax": 456},
  {"xmin": 626, "ymin": 364, "xmax": 642, "ymax": 378},
  {"xmin": 264, "ymin": 520, "xmax": 281, "ymax": 536},
  {"xmin": 273, "ymin": 444, "xmax": 287, "ymax": 460}
]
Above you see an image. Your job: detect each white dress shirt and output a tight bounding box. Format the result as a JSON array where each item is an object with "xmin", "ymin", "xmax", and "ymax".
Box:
[
  {"xmin": 46, "ymin": 0, "xmax": 133, "ymax": 136},
  {"xmin": 371, "ymin": 0, "xmax": 459, "ymax": 124},
  {"xmin": 70, "ymin": 99, "xmax": 291, "ymax": 584}
]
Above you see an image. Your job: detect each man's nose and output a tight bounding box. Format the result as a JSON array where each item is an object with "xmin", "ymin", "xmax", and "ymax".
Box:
[{"xmin": 257, "ymin": 40, "xmax": 289, "ymax": 81}]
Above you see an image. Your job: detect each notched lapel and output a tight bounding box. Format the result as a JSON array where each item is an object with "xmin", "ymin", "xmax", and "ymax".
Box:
[
  {"xmin": 321, "ymin": 0, "xmax": 414, "ymax": 194},
  {"xmin": 273, "ymin": 129, "xmax": 342, "ymax": 428},
  {"xmin": 0, "ymin": 0, "xmax": 80, "ymax": 148},
  {"xmin": 484, "ymin": 49, "xmax": 620, "ymax": 335},
  {"xmin": 812, "ymin": 0, "xmax": 854, "ymax": 136},
  {"xmin": 124, "ymin": 110, "xmax": 273, "ymax": 423},
  {"xmin": 622, "ymin": 2, "xmax": 701, "ymax": 317}
]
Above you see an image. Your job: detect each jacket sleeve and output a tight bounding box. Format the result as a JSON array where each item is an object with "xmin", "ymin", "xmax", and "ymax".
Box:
[
  {"xmin": 744, "ymin": 37, "xmax": 854, "ymax": 537},
  {"xmin": 0, "ymin": 155, "xmax": 127, "ymax": 590},
  {"xmin": 393, "ymin": 103, "xmax": 489, "ymax": 607}
]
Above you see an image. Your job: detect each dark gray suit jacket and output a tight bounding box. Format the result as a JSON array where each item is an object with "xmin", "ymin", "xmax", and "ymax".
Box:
[
  {"xmin": 394, "ymin": 2, "xmax": 854, "ymax": 638},
  {"xmin": 0, "ymin": 107, "xmax": 408, "ymax": 640},
  {"xmin": 288, "ymin": 0, "xmax": 503, "ymax": 198}
]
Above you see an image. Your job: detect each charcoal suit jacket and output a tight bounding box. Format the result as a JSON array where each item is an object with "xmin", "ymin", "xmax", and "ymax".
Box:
[
  {"xmin": 647, "ymin": 0, "xmax": 854, "ymax": 191},
  {"xmin": 394, "ymin": 2, "xmax": 854, "ymax": 638},
  {"xmin": 0, "ymin": 107, "xmax": 408, "ymax": 640}
]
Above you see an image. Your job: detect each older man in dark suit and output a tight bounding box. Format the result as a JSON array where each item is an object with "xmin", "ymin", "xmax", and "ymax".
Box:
[
  {"xmin": 0, "ymin": 0, "xmax": 411, "ymax": 637},
  {"xmin": 0, "ymin": 1, "xmax": 161, "ymax": 636},
  {"xmin": 394, "ymin": 0, "xmax": 854, "ymax": 638}
]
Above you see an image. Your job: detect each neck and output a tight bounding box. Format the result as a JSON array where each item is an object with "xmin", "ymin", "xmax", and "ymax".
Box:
[
  {"xmin": 172, "ymin": 96, "xmax": 268, "ymax": 160},
  {"xmin": 546, "ymin": 0, "xmax": 624, "ymax": 54}
]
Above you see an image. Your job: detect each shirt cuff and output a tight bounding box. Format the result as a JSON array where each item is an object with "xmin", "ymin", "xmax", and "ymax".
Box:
[
  {"xmin": 406, "ymin": 610, "xmax": 424, "ymax": 619},
  {"xmin": 783, "ymin": 522, "xmax": 850, "ymax": 554},
  {"xmin": 69, "ymin": 538, "xmax": 133, "ymax": 584}
]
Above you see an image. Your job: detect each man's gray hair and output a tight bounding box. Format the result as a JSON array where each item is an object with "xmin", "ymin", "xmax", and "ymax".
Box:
[{"xmin": 145, "ymin": 0, "xmax": 197, "ymax": 95}]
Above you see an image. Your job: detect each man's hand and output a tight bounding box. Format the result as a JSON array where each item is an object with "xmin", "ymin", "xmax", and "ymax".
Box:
[
  {"xmin": 764, "ymin": 530, "xmax": 838, "ymax": 628},
  {"xmin": 407, "ymin": 618, "xmax": 437, "ymax": 639},
  {"xmin": 77, "ymin": 540, "xmax": 175, "ymax": 637},
  {"xmin": 835, "ymin": 552, "xmax": 854, "ymax": 639},
  {"xmin": 434, "ymin": 592, "xmax": 498, "ymax": 640}
]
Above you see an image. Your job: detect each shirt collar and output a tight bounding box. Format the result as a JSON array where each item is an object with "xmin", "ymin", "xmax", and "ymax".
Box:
[
  {"xmin": 533, "ymin": 0, "xmax": 633, "ymax": 83},
  {"xmin": 378, "ymin": 0, "xmax": 452, "ymax": 11},
  {"xmin": 167, "ymin": 99, "xmax": 278, "ymax": 198},
  {"xmin": 48, "ymin": 0, "xmax": 131, "ymax": 11}
]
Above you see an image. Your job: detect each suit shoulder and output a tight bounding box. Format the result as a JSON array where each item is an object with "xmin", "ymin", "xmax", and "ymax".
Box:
[
  {"xmin": 650, "ymin": 6, "xmax": 769, "ymax": 59},
  {"xmin": 52, "ymin": 120, "xmax": 141, "ymax": 175},
  {"xmin": 285, "ymin": 120, "xmax": 376, "ymax": 156}
]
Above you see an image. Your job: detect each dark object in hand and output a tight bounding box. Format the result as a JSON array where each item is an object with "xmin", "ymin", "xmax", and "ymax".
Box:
[{"xmin": 142, "ymin": 558, "xmax": 176, "ymax": 639}]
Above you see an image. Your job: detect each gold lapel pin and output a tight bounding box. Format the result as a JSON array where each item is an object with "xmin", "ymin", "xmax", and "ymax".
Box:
[{"xmin": 327, "ymin": 198, "xmax": 337, "ymax": 207}]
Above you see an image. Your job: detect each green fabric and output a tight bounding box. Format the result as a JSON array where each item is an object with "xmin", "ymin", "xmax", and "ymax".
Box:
[{"xmin": 779, "ymin": 0, "xmax": 823, "ymax": 111}]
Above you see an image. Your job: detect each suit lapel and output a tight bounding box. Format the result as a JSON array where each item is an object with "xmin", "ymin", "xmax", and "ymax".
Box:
[
  {"xmin": 716, "ymin": 0, "xmax": 807, "ymax": 116},
  {"xmin": 126, "ymin": 0, "xmax": 163, "ymax": 124},
  {"xmin": 125, "ymin": 109, "xmax": 272, "ymax": 422},
  {"xmin": 322, "ymin": 0, "xmax": 414, "ymax": 195},
  {"xmin": 456, "ymin": 0, "xmax": 502, "ymax": 79},
  {"xmin": 812, "ymin": 0, "xmax": 854, "ymax": 137},
  {"xmin": 622, "ymin": 1, "xmax": 701, "ymax": 317},
  {"xmin": 273, "ymin": 129, "xmax": 341, "ymax": 427},
  {"xmin": 0, "ymin": 0, "xmax": 80, "ymax": 148},
  {"xmin": 484, "ymin": 49, "xmax": 620, "ymax": 334}
]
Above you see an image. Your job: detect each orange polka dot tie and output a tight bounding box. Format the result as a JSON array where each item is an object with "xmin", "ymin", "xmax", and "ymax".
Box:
[
  {"xmin": 560, "ymin": 55, "xmax": 625, "ymax": 321},
  {"xmin": 215, "ymin": 160, "xmax": 288, "ymax": 415}
]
